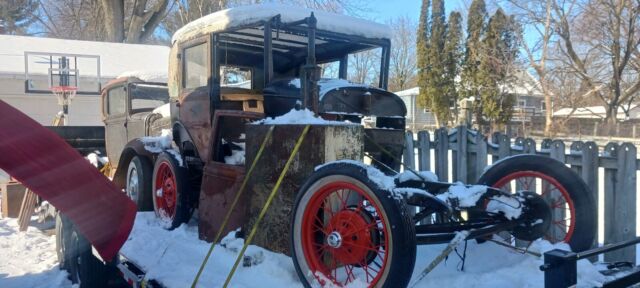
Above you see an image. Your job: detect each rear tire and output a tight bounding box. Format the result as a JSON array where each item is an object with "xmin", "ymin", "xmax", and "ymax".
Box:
[
  {"xmin": 126, "ymin": 155, "xmax": 153, "ymax": 211},
  {"xmin": 55, "ymin": 212, "xmax": 71, "ymax": 271},
  {"xmin": 152, "ymin": 152, "xmax": 192, "ymax": 229},
  {"xmin": 291, "ymin": 162, "xmax": 416, "ymax": 288},
  {"xmin": 477, "ymin": 154, "xmax": 596, "ymax": 252}
]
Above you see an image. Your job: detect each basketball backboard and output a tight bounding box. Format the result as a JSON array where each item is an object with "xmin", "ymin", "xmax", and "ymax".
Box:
[{"xmin": 24, "ymin": 52, "xmax": 101, "ymax": 95}]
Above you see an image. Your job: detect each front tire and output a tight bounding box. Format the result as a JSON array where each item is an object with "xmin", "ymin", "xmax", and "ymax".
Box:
[
  {"xmin": 152, "ymin": 152, "xmax": 192, "ymax": 229},
  {"xmin": 477, "ymin": 154, "xmax": 596, "ymax": 252},
  {"xmin": 126, "ymin": 155, "xmax": 153, "ymax": 211},
  {"xmin": 291, "ymin": 162, "xmax": 416, "ymax": 288}
]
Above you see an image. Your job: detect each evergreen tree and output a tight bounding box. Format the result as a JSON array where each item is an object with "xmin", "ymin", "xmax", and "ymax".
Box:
[
  {"xmin": 461, "ymin": 0, "xmax": 487, "ymax": 125},
  {"xmin": 478, "ymin": 9, "xmax": 519, "ymax": 129},
  {"xmin": 0, "ymin": 0, "xmax": 38, "ymax": 35},
  {"xmin": 416, "ymin": 0, "xmax": 430, "ymax": 109},
  {"xmin": 443, "ymin": 11, "xmax": 463, "ymax": 125},
  {"xmin": 424, "ymin": 0, "xmax": 448, "ymax": 126}
]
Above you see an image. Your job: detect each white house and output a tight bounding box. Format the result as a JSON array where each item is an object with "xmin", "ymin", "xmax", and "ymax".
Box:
[
  {"xmin": 395, "ymin": 70, "xmax": 547, "ymax": 129},
  {"xmin": 553, "ymin": 105, "xmax": 640, "ymax": 120},
  {"xmin": 0, "ymin": 35, "xmax": 169, "ymax": 126}
]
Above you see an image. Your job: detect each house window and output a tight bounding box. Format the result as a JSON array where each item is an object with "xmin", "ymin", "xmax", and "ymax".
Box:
[
  {"xmin": 183, "ymin": 43, "xmax": 208, "ymax": 89},
  {"xmin": 541, "ymin": 102, "xmax": 546, "ymax": 111},
  {"xmin": 518, "ymin": 99, "xmax": 526, "ymax": 107}
]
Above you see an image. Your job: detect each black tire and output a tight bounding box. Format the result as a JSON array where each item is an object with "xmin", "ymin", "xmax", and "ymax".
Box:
[
  {"xmin": 66, "ymin": 228, "xmax": 109, "ymax": 288},
  {"xmin": 291, "ymin": 162, "xmax": 416, "ymax": 288},
  {"xmin": 152, "ymin": 152, "xmax": 192, "ymax": 229},
  {"xmin": 126, "ymin": 155, "xmax": 153, "ymax": 211},
  {"xmin": 55, "ymin": 212, "xmax": 72, "ymax": 271},
  {"xmin": 477, "ymin": 154, "xmax": 596, "ymax": 252}
]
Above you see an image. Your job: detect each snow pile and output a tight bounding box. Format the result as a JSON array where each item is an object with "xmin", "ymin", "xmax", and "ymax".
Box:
[
  {"xmin": 152, "ymin": 103, "xmax": 171, "ymax": 117},
  {"xmin": 0, "ymin": 218, "xmax": 73, "ymax": 288},
  {"xmin": 0, "ymin": 213, "xmax": 613, "ymax": 288},
  {"xmin": 86, "ymin": 152, "xmax": 108, "ymax": 168},
  {"xmin": 412, "ymin": 238, "xmax": 606, "ymax": 288},
  {"xmin": 395, "ymin": 170, "xmax": 438, "ymax": 183},
  {"xmin": 117, "ymin": 70, "xmax": 168, "ymax": 83},
  {"xmin": 140, "ymin": 129, "xmax": 183, "ymax": 166},
  {"xmin": 224, "ymin": 141, "xmax": 246, "ymax": 165},
  {"xmin": 437, "ymin": 183, "xmax": 488, "ymax": 207},
  {"xmin": 318, "ymin": 79, "xmax": 371, "ymax": 99},
  {"xmin": 120, "ymin": 213, "xmax": 301, "ymax": 288},
  {"xmin": 315, "ymin": 159, "xmax": 395, "ymax": 191},
  {"xmin": 256, "ymin": 108, "xmax": 352, "ymax": 125},
  {"xmin": 486, "ymin": 195, "xmax": 524, "ymax": 220},
  {"xmin": 172, "ymin": 4, "xmax": 391, "ymax": 44},
  {"xmin": 287, "ymin": 78, "xmax": 374, "ymax": 100}
]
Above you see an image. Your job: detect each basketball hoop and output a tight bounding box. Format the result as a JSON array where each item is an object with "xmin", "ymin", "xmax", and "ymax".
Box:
[{"xmin": 51, "ymin": 86, "xmax": 77, "ymax": 106}]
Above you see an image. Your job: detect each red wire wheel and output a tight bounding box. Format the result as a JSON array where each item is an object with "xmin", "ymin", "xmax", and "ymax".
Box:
[
  {"xmin": 492, "ymin": 171, "xmax": 575, "ymax": 243},
  {"xmin": 292, "ymin": 163, "xmax": 416, "ymax": 288},
  {"xmin": 477, "ymin": 154, "xmax": 596, "ymax": 252},
  {"xmin": 154, "ymin": 161, "xmax": 177, "ymax": 221},
  {"xmin": 152, "ymin": 152, "xmax": 192, "ymax": 229}
]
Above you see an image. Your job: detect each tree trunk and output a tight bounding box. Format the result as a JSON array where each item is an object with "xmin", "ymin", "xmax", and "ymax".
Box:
[
  {"xmin": 541, "ymin": 78, "xmax": 553, "ymax": 137},
  {"xmin": 603, "ymin": 105, "xmax": 618, "ymax": 136},
  {"xmin": 100, "ymin": 0, "xmax": 125, "ymax": 42}
]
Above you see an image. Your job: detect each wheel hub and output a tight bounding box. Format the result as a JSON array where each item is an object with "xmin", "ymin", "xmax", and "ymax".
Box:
[
  {"xmin": 511, "ymin": 191, "xmax": 552, "ymax": 241},
  {"xmin": 327, "ymin": 232, "xmax": 343, "ymax": 248},
  {"xmin": 326, "ymin": 209, "xmax": 375, "ymax": 265}
]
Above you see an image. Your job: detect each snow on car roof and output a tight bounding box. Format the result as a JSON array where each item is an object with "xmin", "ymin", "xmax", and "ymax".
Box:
[{"xmin": 171, "ymin": 4, "xmax": 391, "ymax": 44}]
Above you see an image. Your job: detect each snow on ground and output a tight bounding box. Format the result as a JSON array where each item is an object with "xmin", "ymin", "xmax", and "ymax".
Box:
[
  {"xmin": 0, "ymin": 213, "xmax": 609, "ymax": 288},
  {"xmin": 0, "ymin": 218, "xmax": 72, "ymax": 288}
]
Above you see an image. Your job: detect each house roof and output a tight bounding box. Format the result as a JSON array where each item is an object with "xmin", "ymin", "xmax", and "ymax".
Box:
[
  {"xmin": 172, "ymin": 4, "xmax": 391, "ymax": 44},
  {"xmin": 553, "ymin": 105, "xmax": 639, "ymax": 119},
  {"xmin": 394, "ymin": 87, "xmax": 419, "ymax": 97},
  {"xmin": 394, "ymin": 70, "xmax": 545, "ymax": 98},
  {"xmin": 0, "ymin": 35, "xmax": 169, "ymax": 78}
]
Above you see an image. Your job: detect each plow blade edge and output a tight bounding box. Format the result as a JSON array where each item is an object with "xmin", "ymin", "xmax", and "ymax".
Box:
[{"xmin": 0, "ymin": 100, "xmax": 136, "ymax": 261}]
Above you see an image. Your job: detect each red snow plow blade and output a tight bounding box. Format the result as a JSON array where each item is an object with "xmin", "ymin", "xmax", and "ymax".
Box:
[{"xmin": 0, "ymin": 100, "xmax": 136, "ymax": 261}]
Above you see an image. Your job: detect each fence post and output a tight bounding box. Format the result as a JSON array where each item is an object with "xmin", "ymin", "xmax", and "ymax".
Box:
[
  {"xmin": 582, "ymin": 141, "xmax": 599, "ymax": 257},
  {"xmin": 604, "ymin": 143, "xmax": 637, "ymax": 264},
  {"xmin": 570, "ymin": 141, "xmax": 584, "ymax": 176},
  {"xmin": 546, "ymin": 140, "xmax": 567, "ymax": 242},
  {"xmin": 541, "ymin": 249, "xmax": 577, "ymax": 288},
  {"xmin": 496, "ymin": 133, "xmax": 511, "ymax": 161},
  {"xmin": 453, "ymin": 126, "xmax": 467, "ymax": 182},
  {"xmin": 403, "ymin": 130, "xmax": 415, "ymax": 170},
  {"xmin": 435, "ymin": 128, "xmax": 449, "ymax": 182},
  {"xmin": 417, "ymin": 131, "xmax": 430, "ymax": 172},
  {"xmin": 473, "ymin": 132, "xmax": 488, "ymax": 183}
]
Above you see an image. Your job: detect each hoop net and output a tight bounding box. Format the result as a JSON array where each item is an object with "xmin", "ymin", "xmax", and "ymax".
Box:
[{"xmin": 51, "ymin": 86, "xmax": 78, "ymax": 106}]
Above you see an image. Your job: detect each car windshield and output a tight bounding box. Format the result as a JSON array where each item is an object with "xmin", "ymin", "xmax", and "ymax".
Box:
[{"xmin": 130, "ymin": 83, "xmax": 169, "ymax": 111}]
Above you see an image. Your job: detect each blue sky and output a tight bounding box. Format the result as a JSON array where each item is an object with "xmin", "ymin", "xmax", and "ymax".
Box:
[{"xmin": 365, "ymin": 0, "xmax": 467, "ymax": 22}]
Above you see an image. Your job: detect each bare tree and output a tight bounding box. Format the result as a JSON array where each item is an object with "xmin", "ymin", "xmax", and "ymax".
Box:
[
  {"xmin": 0, "ymin": 0, "xmax": 39, "ymax": 35},
  {"xmin": 32, "ymin": 0, "xmax": 170, "ymax": 43},
  {"xmin": 507, "ymin": 0, "xmax": 556, "ymax": 136},
  {"xmin": 31, "ymin": 0, "xmax": 107, "ymax": 40},
  {"xmin": 162, "ymin": 0, "xmax": 227, "ymax": 37},
  {"xmin": 388, "ymin": 16, "xmax": 418, "ymax": 92},
  {"xmin": 101, "ymin": 0, "xmax": 170, "ymax": 43},
  {"xmin": 348, "ymin": 49, "xmax": 381, "ymax": 85},
  {"xmin": 552, "ymin": 0, "xmax": 640, "ymax": 130}
]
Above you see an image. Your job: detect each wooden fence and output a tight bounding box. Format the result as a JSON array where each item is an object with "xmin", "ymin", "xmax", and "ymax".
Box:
[{"xmin": 403, "ymin": 125, "xmax": 638, "ymax": 264}]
